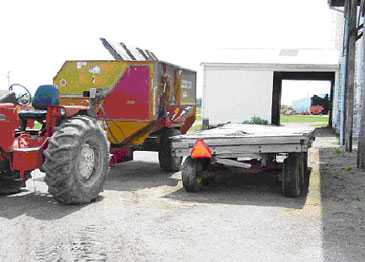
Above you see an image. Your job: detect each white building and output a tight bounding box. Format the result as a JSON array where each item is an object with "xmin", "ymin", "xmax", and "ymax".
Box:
[{"xmin": 201, "ymin": 49, "xmax": 340, "ymax": 128}]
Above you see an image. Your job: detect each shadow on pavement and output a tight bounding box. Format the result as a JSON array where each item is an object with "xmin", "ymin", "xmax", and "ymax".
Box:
[
  {"xmin": 106, "ymin": 151, "xmax": 309, "ymax": 209},
  {"xmin": 0, "ymin": 190, "xmax": 87, "ymax": 220},
  {"xmin": 164, "ymin": 166, "xmax": 309, "ymax": 209},
  {"xmin": 105, "ymin": 160, "xmax": 179, "ymax": 192}
]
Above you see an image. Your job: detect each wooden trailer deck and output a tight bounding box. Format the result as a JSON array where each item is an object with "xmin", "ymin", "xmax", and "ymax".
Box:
[
  {"xmin": 171, "ymin": 124, "xmax": 315, "ymax": 197},
  {"xmin": 171, "ymin": 124, "xmax": 315, "ymax": 158}
]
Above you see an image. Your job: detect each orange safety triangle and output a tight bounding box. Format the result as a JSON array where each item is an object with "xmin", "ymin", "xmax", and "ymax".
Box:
[{"xmin": 191, "ymin": 139, "xmax": 212, "ymax": 159}]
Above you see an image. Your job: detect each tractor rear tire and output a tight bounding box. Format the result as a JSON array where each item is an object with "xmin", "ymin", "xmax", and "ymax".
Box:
[
  {"xmin": 43, "ymin": 116, "xmax": 109, "ymax": 205},
  {"xmin": 182, "ymin": 157, "xmax": 205, "ymax": 192},
  {"xmin": 158, "ymin": 128, "xmax": 182, "ymax": 172},
  {"xmin": 282, "ymin": 153, "xmax": 304, "ymax": 197}
]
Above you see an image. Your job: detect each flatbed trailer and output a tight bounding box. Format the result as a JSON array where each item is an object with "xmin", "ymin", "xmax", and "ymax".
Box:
[{"xmin": 171, "ymin": 124, "xmax": 315, "ymax": 197}]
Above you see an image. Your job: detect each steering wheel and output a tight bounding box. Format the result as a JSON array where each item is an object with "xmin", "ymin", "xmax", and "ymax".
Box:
[{"xmin": 9, "ymin": 83, "xmax": 32, "ymax": 106}]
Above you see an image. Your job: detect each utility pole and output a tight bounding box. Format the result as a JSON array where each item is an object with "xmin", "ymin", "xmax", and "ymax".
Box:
[{"xmin": 344, "ymin": 0, "xmax": 357, "ymax": 152}]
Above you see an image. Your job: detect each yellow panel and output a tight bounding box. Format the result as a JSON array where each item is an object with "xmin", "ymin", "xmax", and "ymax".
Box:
[
  {"xmin": 53, "ymin": 61, "xmax": 128, "ymax": 95},
  {"xmin": 59, "ymin": 97, "xmax": 89, "ymax": 106},
  {"xmin": 105, "ymin": 120, "xmax": 153, "ymax": 145}
]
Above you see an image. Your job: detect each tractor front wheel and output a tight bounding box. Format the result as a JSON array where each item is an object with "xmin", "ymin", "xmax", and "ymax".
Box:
[
  {"xmin": 158, "ymin": 128, "xmax": 182, "ymax": 172},
  {"xmin": 0, "ymin": 176, "xmax": 22, "ymax": 195},
  {"xmin": 43, "ymin": 116, "xmax": 109, "ymax": 204},
  {"xmin": 0, "ymin": 170, "xmax": 30, "ymax": 195}
]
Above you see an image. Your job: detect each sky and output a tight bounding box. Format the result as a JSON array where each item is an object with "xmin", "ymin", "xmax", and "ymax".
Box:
[{"xmin": 0, "ymin": 0, "xmax": 339, "ymax": 99}]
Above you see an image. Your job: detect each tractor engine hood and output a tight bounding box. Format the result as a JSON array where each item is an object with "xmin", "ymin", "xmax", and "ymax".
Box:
[{"xmin": 0, "ymin": 103, "xmax": 18, "ymax": 152}]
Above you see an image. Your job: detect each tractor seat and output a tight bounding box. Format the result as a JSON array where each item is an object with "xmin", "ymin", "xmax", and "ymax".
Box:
[
  {"xmin": 18, "ymin": 85, "xmax": 59, "ymax": 128},
  {"xmin": 18, "ymin": 109, "xmax": 47, "ymax": 120}
]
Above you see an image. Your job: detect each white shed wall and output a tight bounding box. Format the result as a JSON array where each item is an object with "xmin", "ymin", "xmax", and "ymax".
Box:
[{"xmin": 203, "ymin": 68, "xmax": 273, "ymax": 125}]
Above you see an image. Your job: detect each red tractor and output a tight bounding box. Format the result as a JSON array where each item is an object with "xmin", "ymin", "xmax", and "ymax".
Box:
[
  {"xmin": 0, "ymin": 40, "xmax": 197, "ymax": 204},
  {"xmin": 0, "ymin": 84, "xmax": 109, "ymax": 204},
  {"xmin": 309, "ymin": 94, "xmax": 330, "ymax": 115},
  {"xmin": 309, "ymin": 105, "xmax": 325, "ymax": 115}
]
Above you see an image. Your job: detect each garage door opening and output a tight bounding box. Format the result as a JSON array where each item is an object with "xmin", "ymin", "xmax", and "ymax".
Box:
[
  {"xmin": 271, "ymin": 71, "xmax": 335, "ymax": 127},
  {"xmin": 281, "ymin": 80, "xmax": 331, "ymax": 127}
]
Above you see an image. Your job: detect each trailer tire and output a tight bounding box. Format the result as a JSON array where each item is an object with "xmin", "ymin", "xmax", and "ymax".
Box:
[
  {"xmin": 43, "ymin": 116, "xmax": 109, "ymax": 205},
  {"xmin": 282, "ymin": 153, "xmax": 304, "ymax": 197},
  {"xmin": 158, "ymin": 128, "xmax": 182, "ymax": 172},
  {"xmin": 182, "ymin": 157, "xmax": 206, "ymax": 192},
  {"xmin": 303, "ymin": 152, "xmax": 308, "ymax": 175}
]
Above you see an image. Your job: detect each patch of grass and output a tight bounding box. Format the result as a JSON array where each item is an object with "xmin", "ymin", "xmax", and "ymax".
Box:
[
  {"xmin": 344, "ymin": 166, "xmax": 353, "ymax": 172},
  {"xmin": 196, "ymin": 106, "xmax": 201, "ymax": 120},
  {"xmin": 189, "ymin": 123, "xmax": 202, "ymax": 133},
  {"xmin": 281, "ymin": 114, "xmax": 328, "ymax": 127},
  {"xmin": 281, "ymin": 114, "xmax": 329, "ymax": 123},
  {"xmin": 188, "ymin": 106, "xmax": 202, "ymax": 133},
  {"xmin": 310, "ymin": 123, "xmax": 325, "ymax": 128},
  {"xmin": 243, "ymin": 116, "xmax": 268, "ymax": 125},
  {"xmin": 335, "ymin": 148, "xmax": 343, "ymax": 156}
]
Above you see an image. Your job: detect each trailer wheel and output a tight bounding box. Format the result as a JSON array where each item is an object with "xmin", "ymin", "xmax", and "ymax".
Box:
[
  {"xmin": 282, "ymin": 153, "xmax": 304, "ymax": 197},
  {"xmin": 43, "ymin": 116, "xmax": 109, "ymax": 205},
  {"xmin": 303, "ymin": 152, "xmax": 308, "ymax": 175},
  {"xmin": 182, "ymin": 157, "xmax": 207, "ymax": 192},
  {"xmin": 158, "ymin": 128, "xmax": 182, "ymax": 172}
]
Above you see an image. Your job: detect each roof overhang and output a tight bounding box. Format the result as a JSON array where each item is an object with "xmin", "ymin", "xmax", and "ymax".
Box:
[
  {"xmin": 201, "ymin": 63, "xmax": 339, "ymax": 72},
  {"xmin": 328, "ymin": 0, "xmax": 361, "ymax": 7}
]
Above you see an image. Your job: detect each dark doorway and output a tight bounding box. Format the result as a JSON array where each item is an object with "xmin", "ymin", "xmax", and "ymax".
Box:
[{"xmin": 271, "ymin": 71, "xmax": 335, "ymax": 126}]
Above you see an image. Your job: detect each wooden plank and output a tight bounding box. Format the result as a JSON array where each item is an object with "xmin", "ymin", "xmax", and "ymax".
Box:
[
  {"xmin": 344, "ymin": 0, "xmax": 358, "ymax": 152},
  {"xmin": 184, "ymin": 123, "xmax": 314, "ymax": 136},
  {"xmin": 172, "ymin": 143, "xmax": 307, "ymax": 157},
  {"xmin": 213, "ymin": 144, "xmax": 304, "ymax": 154},
  {"xmin": 171, "ymin": 124, "xmax": 314, "ymax": 157},
  {"xmin": 175, "ymin": 132, "xmax": 313, "ymax": 139},
  {"xmin": 172, "ymin": 124, "xmax": 314, "ymax": 148},
  {"xmin": 357, "ymin": 0, "xmax": 365, "ymax": 168},
  {"xmin": 172, "ymin": 136, "xmax": 311, "ymax": 149}
]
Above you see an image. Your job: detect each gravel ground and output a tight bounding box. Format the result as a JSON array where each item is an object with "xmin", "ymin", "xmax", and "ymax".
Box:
[{"xmin": 0, "ymin": 128, "xmax": 365, "ymax": 261}]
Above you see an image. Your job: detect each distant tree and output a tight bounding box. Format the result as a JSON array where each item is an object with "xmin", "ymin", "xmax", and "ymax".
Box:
[{"xmin": 280, "ymin": 104, "xmax": 296, "ymax": 115}]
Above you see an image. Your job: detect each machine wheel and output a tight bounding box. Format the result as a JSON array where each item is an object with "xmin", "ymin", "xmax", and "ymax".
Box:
[
  {"xmin": 43, "ymin": 116, "xmax": 109, "ymax": 205},
  {"xmin": 303, "ymin": 152, "xmax": 308, "ymax": 175},
  {"xmin": 0, "ymin": 177, "xmax": 22, "ymax": 195},
  {"xmin": 158, "ymin": 128, "xmax": 182, "ymax": 172},
  {"xmin": 0, "ymin": 171, "xmax": 30, "ymax": 195},
  {"xmin": 182, "ymin": 157, "xmax": 206, "ymax": 192},
  {"xmin": 282, "ymin": 153, "xmax": 304, "ymax": 197}
]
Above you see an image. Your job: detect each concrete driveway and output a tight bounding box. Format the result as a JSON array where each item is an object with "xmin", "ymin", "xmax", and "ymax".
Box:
[{"xmin": 0, "ymin": 128, "xmax": 364, "ymax": 262}]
